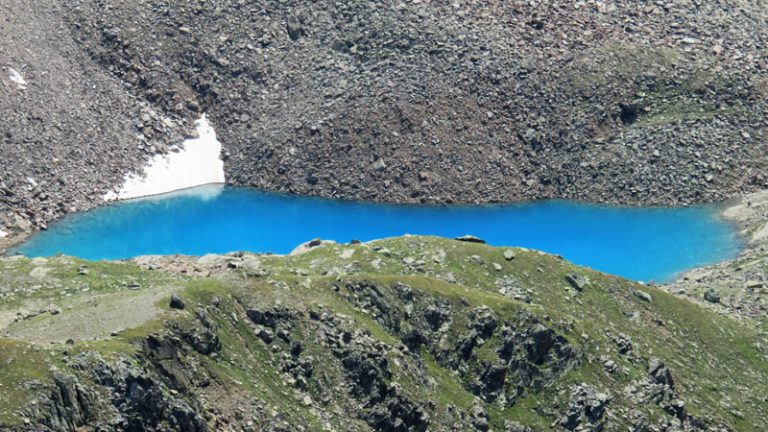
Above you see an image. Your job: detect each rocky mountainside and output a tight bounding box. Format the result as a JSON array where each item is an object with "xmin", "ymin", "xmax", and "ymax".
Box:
[
  {"xmin": 59, "ymin": 0, "xmax": 768, "ymax": 205},
  {"xmin": 3, "ymin": 1, "xmax": 768, "ymax": 238},
  {"xmin": 0, "ymin": 1, "xmax": 188, "ymax": 235},
  {"xmin": 1, "ymin": 236, "xmax": 766, "ymax": 431}
]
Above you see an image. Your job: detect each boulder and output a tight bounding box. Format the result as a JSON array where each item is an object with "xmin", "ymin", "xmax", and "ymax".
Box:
[
  {"xmin": 648, "ymin": 358, "xmax": 675, "ymax": 388},
  {"xmin": 290, "ymin": 238, "xmax": 336, "ymax": 256},
  {"xmin": 169, "ymin": 294, "xmax": 186, "ymax": 310},
  {"xmin": 285, "ymin": 14, "xmax": 304, "ymax": 41},
  {"xmin": 703, "ymin": 289, "xmax": 721, "ymax": 303},
  {"xmin": 633, "ymin": 290, "xmax": 652, "ymax": 303},
  {"xmin": 455, "ymin": 235, "xmax": 486, "ymax": 244},
  {"xmin": 566, "ymin": 273, "xmax": 588, "ymax": 291},
  {"xmin": 559, "ymin": 384, "xmax": 611, "ymax": 431}
]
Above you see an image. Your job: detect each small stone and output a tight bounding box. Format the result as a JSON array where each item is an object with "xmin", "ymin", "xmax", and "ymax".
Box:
[
  {"xmin": 373, "ymin": 159, "xmax": 387, "ymax": 171},
  {"xmin": 455, "ymin": 235, "xmax": 485, "ymax": 244},
  {"xmin": 633, "ymin": 290, "xmax": 652, "ymax": 302},
  {"xmin": 566, "ymin": 273, "xmax": 588, "ymax": 291},
  {"xmin": 492, "ymin": 263, "xmax": 502, "ymax": 271},
  {"xmin": 704, "ymin": 289, "xmax": 721, "ymax": 303},
  {"xmin": 503, "ymin": 250, "xmax": 516, "ymax": 260},
  {"xmin": 286, "ymin": 14, "xmax": 303, "ymax": 41},
  {"xmin": 170, "ymin": 294, "xmax": 186, "ymax": 310}
]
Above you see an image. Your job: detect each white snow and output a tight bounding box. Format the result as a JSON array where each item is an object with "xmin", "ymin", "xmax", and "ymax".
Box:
[
  {"xmin": 104, "ymin": 115, "xmax": 225, "ymax": 201},
  {"xmin": 8, "ymin": 68, "xmax": 27, "ymax": 89},
  {"xmin": 133, "ymin": 183, "xmax": 224, "ymax": 203},
  {"xmin": 0, "ymin": 229, "xmax": 7, "ymax": 239}
]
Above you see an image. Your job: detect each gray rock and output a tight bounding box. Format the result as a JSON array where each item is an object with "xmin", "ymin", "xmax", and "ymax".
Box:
[
  {"xmin": 504, "ymin": 421, "xmax": 533, "ymax": 432},
  {"xmin": 290, "ymin": 239, "xmax": 336, "ymax": 256},
  {"xmin": 648, "ymin": 358, "xmax": 675, "ymax": 388},
  {"xmin": 602, "ymin": 359, "xmax": 617, "ymax": 374},
  {"xmin": 566, "ymin": 273, "xmax": 588, "ymax": 292},
  {"xmin": 559, "ymin": 384, "xmax": 611, "ymax": 431},
  {"xmin": 455, "ymin": 235, "xmax": 485, "ymax": 244},
  {"xmin": 286, "ymin": 14, "xmax": 304, "ymax": 41},
  {"xmin": 704, "ymin": 289, "xmax": 721, "ymax": 303},
  {"xmin": 170, "ymin": 294, "xmax": 186, "ymax": 310},
  {"xmin": 633, "ymin": 290, "xmax": 652, "ymax": 303}
]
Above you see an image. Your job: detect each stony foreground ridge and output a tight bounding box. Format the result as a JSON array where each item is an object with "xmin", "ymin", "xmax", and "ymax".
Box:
[
  {"xmin": 0, "ymin": 237, "xmax": 766, "ymax": 431},
  {"xmin": 3, "ymin": 1, "xmax": 768, "ymax": 238}
]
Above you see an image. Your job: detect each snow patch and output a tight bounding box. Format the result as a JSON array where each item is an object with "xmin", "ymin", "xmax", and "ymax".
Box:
[
  {"xmin": 131, "ymin": 183, "xmax": 225, "ymax": 203},
  {"xmin": 8, "ymin": 68, "xmax": 27, "ymax": 89},
  {"xmin": 105, "ymin": 115, "xmax": 225, "ymax": 201},
  {"xmin": 0, "ymin": 229, "xmax": 7, "ymax": 238}
]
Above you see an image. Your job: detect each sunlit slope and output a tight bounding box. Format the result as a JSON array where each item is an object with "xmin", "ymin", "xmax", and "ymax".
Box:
[{"xmin": 1, "ymin": 236, "xmax": 766, "ymax": 431}]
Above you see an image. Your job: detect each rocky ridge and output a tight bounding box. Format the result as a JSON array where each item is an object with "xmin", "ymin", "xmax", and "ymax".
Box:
[{"xmin": 1, "ymin": 236, "xmax": 766, "ymax": 431}]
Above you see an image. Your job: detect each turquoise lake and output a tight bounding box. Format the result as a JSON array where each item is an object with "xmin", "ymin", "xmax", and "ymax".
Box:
[{"xmin": 12, "ymin": 185, "xmax": 741, "ymax": 283}]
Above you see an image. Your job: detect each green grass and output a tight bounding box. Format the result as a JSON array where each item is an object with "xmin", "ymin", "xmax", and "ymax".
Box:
[{"xmin": 1, "ymin": 236, "xmax": 767, "ymax": 430}]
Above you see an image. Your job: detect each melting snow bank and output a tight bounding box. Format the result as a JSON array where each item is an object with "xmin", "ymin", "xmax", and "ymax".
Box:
[
  {"xmin": 131, "ymin": 183, "xmax": 225, "ymax": 203},
  {"xmin": 104, "ymin": 115, "xmax": 225, "ymax": 201}
]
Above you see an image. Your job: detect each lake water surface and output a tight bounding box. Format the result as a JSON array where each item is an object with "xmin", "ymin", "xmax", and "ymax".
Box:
[{"xmin": 12, "ymin": 185, "xmax": 741, "ymax": 282}]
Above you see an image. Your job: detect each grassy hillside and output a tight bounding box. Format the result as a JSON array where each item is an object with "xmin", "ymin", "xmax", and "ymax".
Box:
[{"xmin": 1, "ymin": 236, "xmax": 766, "ymax": 431}]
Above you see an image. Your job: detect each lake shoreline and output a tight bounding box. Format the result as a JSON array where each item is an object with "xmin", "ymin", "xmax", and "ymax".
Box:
[
  {"xmin": 2, "ymin": 187, "xmax": 764, "ymax": 316},
  {"xmin": 6, "ymin": 185, "xmax": 747, "ymax": 284},
  {"xmin": 663, "ymin": 189, "xmax": 768, "ymax": 315}
]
